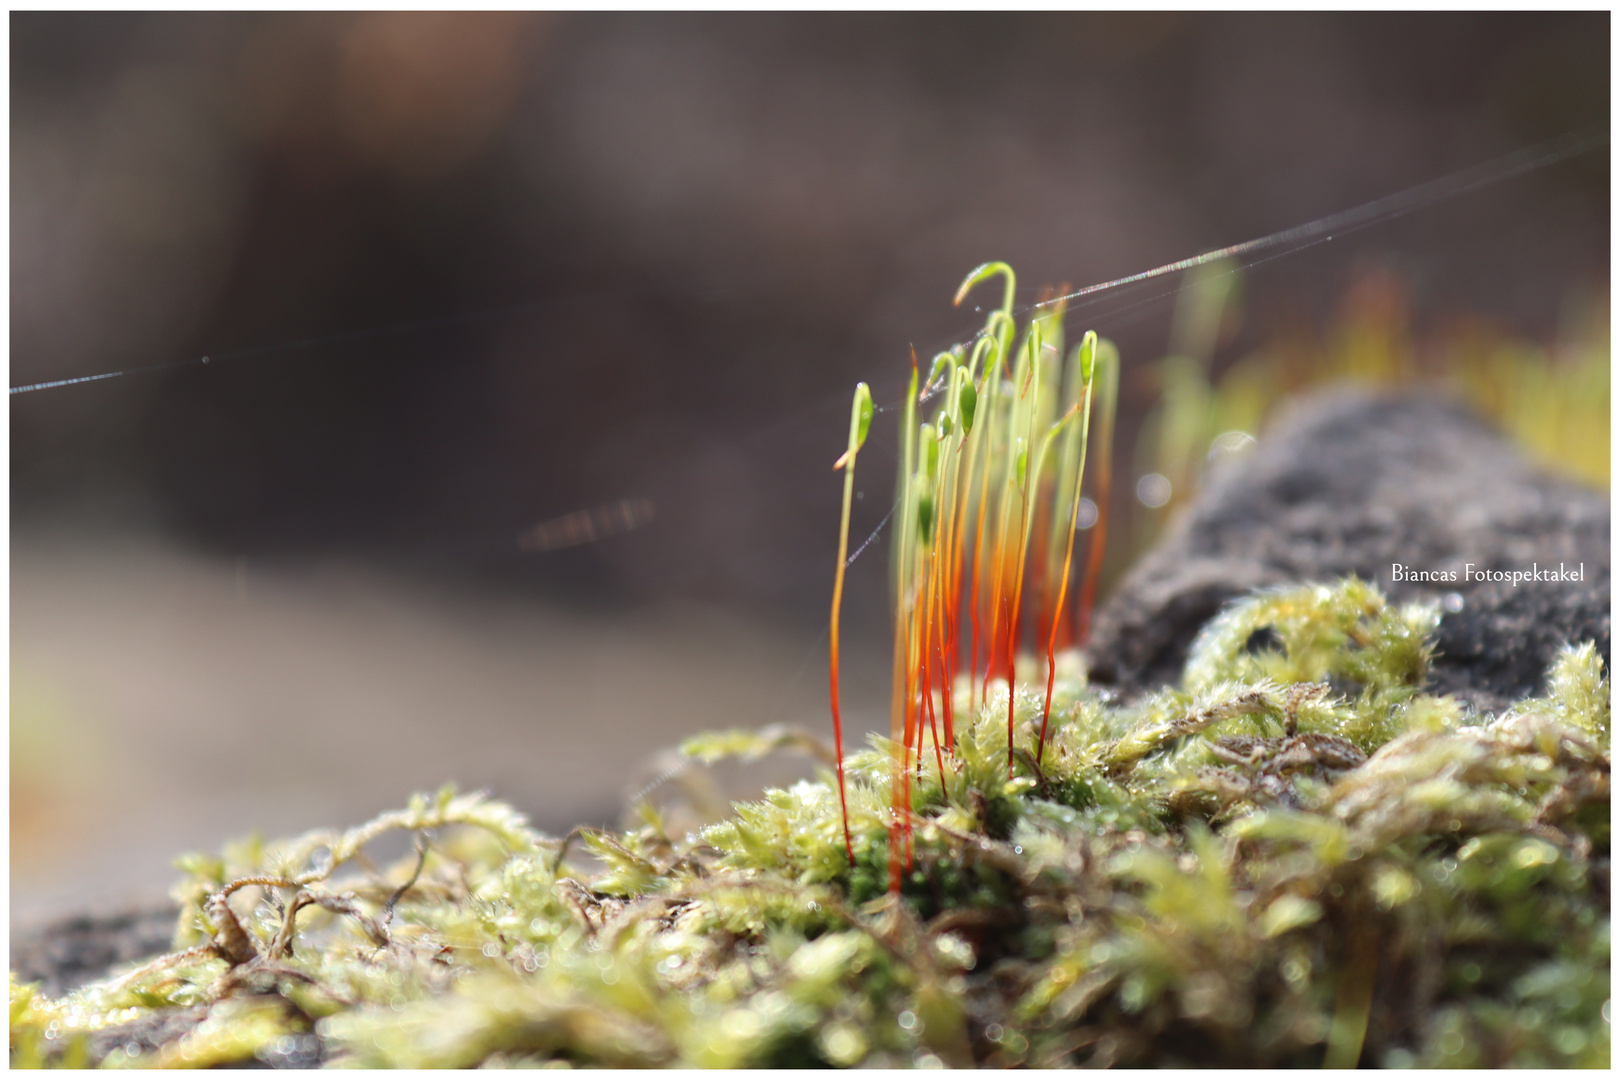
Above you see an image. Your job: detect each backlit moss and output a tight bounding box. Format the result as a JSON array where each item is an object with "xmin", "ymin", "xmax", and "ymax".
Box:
[{"xmin": 9, "ymin": 578, "xmax": 1608, "ymax": 1068}]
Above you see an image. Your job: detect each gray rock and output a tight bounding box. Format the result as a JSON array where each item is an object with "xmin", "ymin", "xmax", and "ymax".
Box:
[
  {"xmin": 12, "ymin": 906, "xmax": 332, "ymax": 1067},
  {"xmin": 11, "ymin": 905, "xmax": 179, "ymax": 1000},
  {"xmin": 1086, "ymin": 389, "xmax": 1610, "ymax": 712}
]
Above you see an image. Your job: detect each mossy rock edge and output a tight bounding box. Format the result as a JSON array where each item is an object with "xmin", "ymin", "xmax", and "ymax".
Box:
[{"xmin": 10, "ymin": 578, "xmax": 1610, "ymax": 1068}]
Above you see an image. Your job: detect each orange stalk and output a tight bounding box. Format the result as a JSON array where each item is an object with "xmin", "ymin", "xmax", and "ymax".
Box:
[
  {"xmin": 934, "ymin": 570, "xmax": 955, "ymax": 752},
  {"xmin": 983, "ymin": 531, "xmax": 1009, "ymax": 702},
  {"xmin": 968, "ymin": 501, "xmax": 988, "ymax": 701},
  {"xmin": 945, "ymin": 413, "xmax": 976, "ymax": 713},
  {"xmin": 1076, "ymin": 343, "xmax": 1118, "ymax": 647},
  {"xmin": 1001, "ymin": 339, "xmax": 1046, "ymax": 774},
  {"xmin": 1040, "ymin": 335, "xmax": 1099, "ymax": 759},
  {"xmin": 827, "ymin": 383, "xmax": 872, "ymax": 865},
  {"xmin": 1029, "ymin": 492, "xmax": 1054, "ymax": 648},
  {"xmin": 886, "ymin": 359, "xmax": 920, "ymax": 895},
  {"xmin": 920, "ymin": 567, "xmax": 946, "ymax": 786},
  {"xmin": 893, "ymin": 593, "xmax": 922, "ymax": 890}
]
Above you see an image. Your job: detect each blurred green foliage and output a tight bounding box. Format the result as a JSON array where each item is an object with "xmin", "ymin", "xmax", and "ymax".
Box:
[{"xmin": 1137, "ymin": 266, "xmax": 1609, "ymax": 541}]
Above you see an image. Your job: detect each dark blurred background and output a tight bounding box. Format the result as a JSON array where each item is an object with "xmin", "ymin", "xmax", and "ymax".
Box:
[{"xmin": 10, "ymin": 13, "xmax": 1608, "ymax": 919}]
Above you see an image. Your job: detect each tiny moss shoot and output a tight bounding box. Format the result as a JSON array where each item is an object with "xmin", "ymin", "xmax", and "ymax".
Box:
[
  {"xmin": 828, "ymin": 381, "xmax": 873, "ymax": 864},
  {"xmin": 9, "ymin": 268, "xmax": 1610, "ymax": 1069},
  {"xmin": 1073, "ymin": 337, "xmax": 1119, "ymax": 648}
]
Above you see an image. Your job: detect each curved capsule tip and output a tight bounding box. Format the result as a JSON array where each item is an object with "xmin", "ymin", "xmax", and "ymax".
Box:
[
  {"xmin": 833, "ymin": 382, "xmax": 874, "ymax": 470},
  {"xmin": 953, "ymin": 261, "xmax": 1015, "ymax": 309},
  {"xmin": 1079, "ymin": 330, "xmax": 1099, "ymax": 383}
]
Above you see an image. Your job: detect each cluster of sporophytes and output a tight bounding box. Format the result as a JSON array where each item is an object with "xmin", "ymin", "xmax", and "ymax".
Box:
[
  {"xmin": 828, "ymin": 262, "xmax": 1121, "ymax": 894},
  {"xmin": 11, "ymin": 273, "xmax": 1610, "ymax": 1069}
]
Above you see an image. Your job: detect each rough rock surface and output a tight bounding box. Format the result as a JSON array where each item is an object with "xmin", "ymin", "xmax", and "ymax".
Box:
[
  {"xmin": 11, "ymin": 905, "xmax": 179, "ymax": 999},
  {"xmin": 1087, "ymin": 389, "xmax": 1610, "ymax": 712}
]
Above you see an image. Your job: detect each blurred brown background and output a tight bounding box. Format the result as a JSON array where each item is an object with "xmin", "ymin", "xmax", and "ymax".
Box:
[{"xmin": 10, "ymin": 13, "xmax": 1608, "ymax": 921}]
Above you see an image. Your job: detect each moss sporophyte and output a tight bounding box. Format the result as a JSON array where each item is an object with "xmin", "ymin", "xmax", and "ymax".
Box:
[
  {"xmin": 10, "ymin": 268, "xmax": 1610, "ymax": 1068},
  {"xmin": 828, "ymin": 263, "xmax": 1123, "ymax": 894}
]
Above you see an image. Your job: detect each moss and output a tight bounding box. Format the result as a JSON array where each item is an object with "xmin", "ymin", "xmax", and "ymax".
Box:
[
  {"xmin": 9, "ymin": 578, "xmax": 1609, "ymax": 1068},
  {"xmin": 8, "ymin": 263, "xmax": 1609, "ymax": 1068}
]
